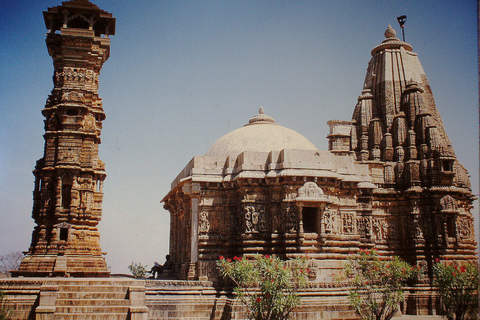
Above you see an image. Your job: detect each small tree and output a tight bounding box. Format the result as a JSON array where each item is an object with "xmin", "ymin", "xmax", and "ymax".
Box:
[
  {"xmin": 128, "ymin": 262, "xmax": 148, "ymax": 278},
  {"xmin": 0, "ymin": 252, "xmax": 23, "ymax": 278},
  {"xmin": 339, "ymin": 249, "xmax": 420, "ymax": 320},
  {"xmin": 217, "ymin": 254, "xmax": 308, "ymax": 320},
  {"xmin": 433, "ymin": 260, "xmax": 479, "ymax": 320}
]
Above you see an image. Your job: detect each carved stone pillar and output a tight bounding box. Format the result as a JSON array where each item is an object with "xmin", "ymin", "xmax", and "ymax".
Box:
[
  {"xmin": 188, "ymin": 196, "xmax": 199, "ymax": 280},
  {"xmin": 297, "ymin": 205, "xmax": 304, "ymax": 240}
]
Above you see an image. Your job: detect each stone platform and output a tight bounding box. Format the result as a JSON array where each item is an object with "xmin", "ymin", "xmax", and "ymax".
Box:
[{"xmin": 0, "ymin": 277, "xmax": 442, "ymax": 319}]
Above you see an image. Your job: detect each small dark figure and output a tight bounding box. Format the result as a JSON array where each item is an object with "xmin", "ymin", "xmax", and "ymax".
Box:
[{"xmin": 150, "ymin": 254, "xmax": 172, "ymax": 279}]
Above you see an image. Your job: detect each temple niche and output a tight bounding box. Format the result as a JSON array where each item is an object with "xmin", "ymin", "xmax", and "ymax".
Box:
[{"xmin": 162, "ymin": 25, "xmax": 477, "ymax": 312}]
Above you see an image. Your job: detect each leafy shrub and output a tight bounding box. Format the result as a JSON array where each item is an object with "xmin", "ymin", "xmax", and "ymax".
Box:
[
  {"xmin": 433, "ymin": 259, "xmax": 479, "ymax": 320},
  {"xmin": 217, "ymin": 254, "xmax": 309, "ymax": 320},
  {"xmin": 339, "ymin": 249, "xmax": 420, "ymax": 320},
  {"xmin": 128, "ymin": 262, "xmax": 148, "ymax": 278}
]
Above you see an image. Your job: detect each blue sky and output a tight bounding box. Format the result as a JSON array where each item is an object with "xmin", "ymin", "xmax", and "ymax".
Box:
[{"xmin": 0, "ymin": 0, "xmax": 477, "ymax": 274}]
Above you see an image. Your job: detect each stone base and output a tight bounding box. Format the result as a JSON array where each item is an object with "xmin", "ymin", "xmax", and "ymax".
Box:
[
  {"xmin": 1, "ymin": 278, "xmax": 443, "ymax": 320},
  {"xmin": 11, "ymin": 254, "xmax": 109, "ymax": 278}
]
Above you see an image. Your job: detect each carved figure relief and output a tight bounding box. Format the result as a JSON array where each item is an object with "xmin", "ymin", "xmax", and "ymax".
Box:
[
  {"xmin": 458, "ymin": 218, "xmax": 473, "ymax": 240},
  {"xmin": 440, "ymin": 195, "xmax": 457, "ymax": 212},
  {"xmin": 285, "ymin": 205, "xmax": 297, "ymax": 232},
  {"xmin": 84, "ymin": 114, "xmax": 96, "ymax": 132},
  {"xmin": 47, "ymin": 114, "xmax": 59, "ymax": 131},
  {"xmin": 199, "ymin": 210, "xmax": 210, "ymax": 233},
  {"xmin": 372, "ymin": 218, "xmax": 388, "ymax": 241},
  {"xmin": 342, "ymin": 213, "xmax": 355, "ymax": 234},
  {"xmin": 414, "ymin": 219, "xmax": 423, "ymax": 238},
  {"xmin": 244, "ymin": 206, "xmax": 259, "ymax": 233},
  {"xmin": 387, "ymin": 217, "xmax": 398, "ymax": 239},
  {"xmin": 257, "ymin": 208, "xmax": 267, "ymax": 232},
  {"xmin": 357, "ymin": 216, "xmax": 366, "ymax": 237},
  {"xmin": 307, "ymin": 259, "xmax": 318, "ymax": 279},
  {"xmin": 324, "ymin": 207, "xmax": 338, "ymax": 234}
]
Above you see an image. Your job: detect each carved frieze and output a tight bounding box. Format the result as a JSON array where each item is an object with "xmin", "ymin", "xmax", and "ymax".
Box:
[
  {"xmin": 55, "ymin": 67, "xmax": 99, "ymax": 86},
  {"xmin": 62, "ymin": 91, "xmax": 85, "ymax": 102}
]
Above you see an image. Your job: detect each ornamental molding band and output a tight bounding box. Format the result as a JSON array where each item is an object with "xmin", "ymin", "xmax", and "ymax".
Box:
[{"xmin": 13, "ymin": 0, "xmax": 115, "ymax": 278}]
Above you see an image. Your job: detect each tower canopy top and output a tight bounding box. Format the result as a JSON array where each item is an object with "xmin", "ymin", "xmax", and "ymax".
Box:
[{"xmin": 43, "ymin": 0, "xmax": 115, "ymax": 36}]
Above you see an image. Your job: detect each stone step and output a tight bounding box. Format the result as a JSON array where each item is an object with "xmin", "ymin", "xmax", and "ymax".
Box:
[
  {"xmin": 55, "ymin": 306, "xmax": 130, "ymax": 314},
  {"xmin": 56, "ymin": 298, "xmax": 130, "ymax": 306},
  {"xmin": 53, "ymin": 313, "xmax": 128, "ymax": 320},
  {"xmin": 58, "ymin": 291, "xmax": 127, "ymax": 300},
  {"xmin": 45, "ymin": 279, "xmax": 141, "ymax": 287},
  {"xmin": 56, "ymin": 285, "xmax": 128, "ymax": 293}
]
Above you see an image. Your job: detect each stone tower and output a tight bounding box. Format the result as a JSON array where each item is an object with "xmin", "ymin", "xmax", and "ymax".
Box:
[
  {"xmin": 328, "ymin": 25, "xmax": 476, "ymax": 269},
  {"xmin": 13, "ymin": 0, "xmax": 115, "ymax": 277}
]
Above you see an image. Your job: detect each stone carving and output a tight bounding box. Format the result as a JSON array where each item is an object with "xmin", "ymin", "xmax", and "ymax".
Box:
[
  {"xmin": 46, "ymin": 114, "xmax": 59, "ymax": 131},
  {"xmin": 324, "ymin": 207, "xmax": 339, "ymax": 234},
  {"xmin": 199, "ymin": 210, "xmax": 210, "ymax": 233},
  {"xmin": 387, "ymin": 217, "xmax": 398, "ymax": 239},
  {"xmin": 307, "ymin": 260, "xmax": 318, "ymax": 279},
  {"xmin": 296, "ymin": 182, "xmax": 326, "ymax": 201},
  {"xmin": 357, "ymin": 216, "xmax": 373, "ymax": 239},
  {"xmin": 285, "ymin": 205, "xmax": 297, "ymax": 232},
  {"xmin": 440, "ymin": 195, "xmax": 457, "ymax": 212},
  {"xmin": 414, "ymin": 219, "xmax": 423, "ymax": 238},
  {"xmin": 458, "ymin": 218, "xmax": 473, "ymax": 240},
  {"xmin": 244, "ymin": 206, "xmax": 258, "ymax": 233},
  {"xmin": 62, "ymin": 91, "xmax": 85, "ymax": 102},
  {"xmin": 372, "ymin": 218, "xmax": 388, "ymax": 241},
  {"xmin": 342, "ymin": 213, "xmax": 355, "ymax": 234},
  {"xmin": 84, "ymin": 114, "xmax": 96, "ymax": 132},
  {"xmin": 55, "ymin": 67, "xmax": 99, "ymax": 85}
]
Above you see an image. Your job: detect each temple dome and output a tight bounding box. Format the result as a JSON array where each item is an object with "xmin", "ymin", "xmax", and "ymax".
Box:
[{"xmin": 205, "ymin": 107, "xmax": 318, "ymax": 159}]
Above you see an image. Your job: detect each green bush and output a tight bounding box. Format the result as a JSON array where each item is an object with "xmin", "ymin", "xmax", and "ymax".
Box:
[
  {"xmin": 433, "ymin": 259, "xmax": 479, "ymax": 320},
  {"xmin": 128, "ymin": 262, "xmax": 148, "ymax": 278},
  {"xmin": 217, "ymin": 254, "xmax": 309, "ymax": 320},
  {"xmin": 339, "ymin": 249, "xmax": 420, "ymax": 320}
]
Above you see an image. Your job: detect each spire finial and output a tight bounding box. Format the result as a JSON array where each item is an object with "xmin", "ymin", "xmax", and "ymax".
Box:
[
  {"xmin": 247, "ymin": 107, "xmax": 275, "ymax": 125},
  {"xmin": 385, "ymin": 24, "xmax": 396, "ymax": 39}
]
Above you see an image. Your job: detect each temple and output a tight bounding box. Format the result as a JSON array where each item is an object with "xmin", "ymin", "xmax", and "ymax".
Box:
[
  {"xmin": 163, "ymin": 25, "xmax": 477, "ymax": 312},
  {"xmin": 5, "ymin": 0, "xmax": 477, "ymax": 317},
  {"xmin": 13, "ymin": 0, "xmax": 115, "ymax": 277}
]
